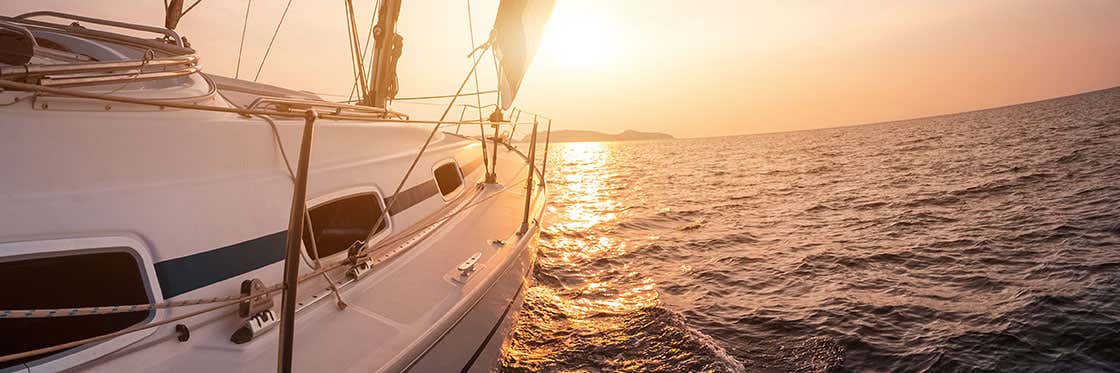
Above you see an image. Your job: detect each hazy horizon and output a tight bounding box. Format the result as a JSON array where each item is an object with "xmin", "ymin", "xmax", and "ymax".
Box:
[
  {"xmin": 2, "ymin": 0, "xmax": 1118, "ymax": 137},
  {"xmin": 530, "ymin": 84, "xmax": 1120, "ymax": 140}
]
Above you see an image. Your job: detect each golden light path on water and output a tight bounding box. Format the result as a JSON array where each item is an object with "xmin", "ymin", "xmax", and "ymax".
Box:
[
  {"xmin": 501, "ymin": 90, "xmax": 1120, "ymax": 371},
  {"xmin": 501, "ymin": 142, "xmax": 662, "ymax": 369}
]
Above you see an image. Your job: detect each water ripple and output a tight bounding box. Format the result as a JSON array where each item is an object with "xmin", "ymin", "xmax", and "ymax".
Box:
[{"xmin": 500, "ymin": 87, "xmax": 1120, "ymax": 371}]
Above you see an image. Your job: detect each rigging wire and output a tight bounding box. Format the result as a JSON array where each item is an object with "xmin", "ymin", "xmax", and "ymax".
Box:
[
  {"xmin": 234, "ymin": 0, "xmax": 253, "ymax": 78},
  {"xmin": 259, "ymin": 113, "xmax": 347, "ymax": 308},
  {"xmin": 0, "ymin": 4, "xmax": 553, "ymax": 359},
  {"xmin": 181, "ymin": 0, "xmax": 205, "ymax": 17},
  {"xmin": 343, "ymin": 0, "xmax": 371, "ymax": 102},
  {"xmin": 340, "ymin": 90, "xmax": 496, "ymax": 104},
  {"xmin": 465, "ymin": 0, "xmax": 491, "ymax": 178},
  {"xmin": 364, "ymin": 46, "xmax": 493, "ymax": 248},
  {"xmin": 340, "ymin": 2, "xmax": 358, "ymax": 100},
  {"xmin": 343, "ymin": 2, "xmax": 362, "ymax": 102},
  {"xmin": 0, "ymin": 80, "xmax": 544, "ymax": 361},
  {"xmin": 492, "ymin": 44, "xmax": 502, "ymax": 107},
  {"xmin": 348, "ymin": 0, "xmax": 382, "ymax": 104},
  {"xmin": 0, "ymin": 79, "xmax": 548, "ymax": 125},
  {"xmin": 216, "ymin": 91, "xmax": 325, "ymax": 273},
  {"xmin": 252, "ymin": 0, "xmax": 295, "ymax": 82},
  {"xmin": 393, "ymin": 90, "xmax": 498, "ymax": 101},
  {"xmin": 0, "ymin": 171, "xmax": 529, "ymax": 323}
]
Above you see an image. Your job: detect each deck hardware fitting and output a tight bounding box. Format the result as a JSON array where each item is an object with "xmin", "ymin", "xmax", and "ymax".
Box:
[
  {"xmin": 175, "ymin": 324, "xmax": 190, "ymax": 342},
  {"xmin": 238, "ymin": 278, "xmax": 273, "ymax": 318},
  {"xmin": 230, "ymin": 309, "xmax": 278, "ymax": 344},
  {"xmin": 457, "ymin": 252, "xmax": 482, "ymax": 276},
  {"xmin": 347, "ymin": 258, "xmax": 375, "ymax": 281}
]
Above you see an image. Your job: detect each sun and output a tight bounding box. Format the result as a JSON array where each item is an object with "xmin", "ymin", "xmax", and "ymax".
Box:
[{"xmin": 537, "ymin": 5, "xmax": 617, "ymax": 70}]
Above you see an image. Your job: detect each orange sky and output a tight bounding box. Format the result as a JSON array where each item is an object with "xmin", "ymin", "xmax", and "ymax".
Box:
[{"xmin": 3, "ymin": 0, "xmax": 1119, "ymax": 137}]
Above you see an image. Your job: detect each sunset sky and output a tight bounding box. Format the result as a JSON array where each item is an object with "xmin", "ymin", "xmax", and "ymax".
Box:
[{"xmin": 3, "ymin": 0, "xmax": 1119, "ymax": 137}]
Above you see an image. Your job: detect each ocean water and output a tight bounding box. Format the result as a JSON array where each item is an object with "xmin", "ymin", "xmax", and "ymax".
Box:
[{"xmin": 498, "ymin": 87, "xmax": 1120, "ymax": 372}]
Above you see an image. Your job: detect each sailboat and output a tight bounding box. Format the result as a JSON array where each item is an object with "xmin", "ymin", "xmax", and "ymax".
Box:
[{"xmin": 0, "ymin": 0, "xmax": 554, "ymax": 371}]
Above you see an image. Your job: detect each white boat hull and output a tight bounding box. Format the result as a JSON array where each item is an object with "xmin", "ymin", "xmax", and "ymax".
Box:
[{"xmin": 0, "ymin": 96, "xmax": 546, "ymax": 372}]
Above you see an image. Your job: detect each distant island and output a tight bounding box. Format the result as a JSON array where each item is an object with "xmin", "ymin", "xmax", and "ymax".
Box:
[{"xmin": 520, "ymin": 129, "xmax": 674, "ymax": 143}]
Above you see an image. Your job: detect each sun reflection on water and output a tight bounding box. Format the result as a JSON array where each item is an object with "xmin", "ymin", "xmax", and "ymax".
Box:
[
  {"xmin": 501, "ymin": 142, "xmax": 663, "ymax": 370},
  {"xmin": 553, "ymin": 142, "xmax": 619, "ymax": 232}
]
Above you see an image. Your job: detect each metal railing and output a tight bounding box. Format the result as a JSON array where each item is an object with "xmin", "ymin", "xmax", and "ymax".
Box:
[
  {"xmin": 14, "ymin": 11, "xmax": 185, "ymax": 47},
  {"xmin": 0, "ymin": 11, "xmax": 196, "ymax": 87},
  {"xmin": 0, "ymin": 54, "xmax": 199, "ymax": 83},
  {"xmin": 246, "ymin": 97, "xmax": 409, "ymax": 120},
  {"xmin": 0, "ymin": 11, "xmax": 557, "ymax": 370}
]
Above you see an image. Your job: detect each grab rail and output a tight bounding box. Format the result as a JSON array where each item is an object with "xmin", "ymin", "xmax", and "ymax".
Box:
[
  {"xmin": 0, "ymin": 54, "xmax": 198, "ymax": 80},
  {"xmin": 16, "ymin": 11, "xmax": 184, "ymax": 47},
  {"xmin": 246, "ymin": 97, "xmax": 409, "ymax": 120}
]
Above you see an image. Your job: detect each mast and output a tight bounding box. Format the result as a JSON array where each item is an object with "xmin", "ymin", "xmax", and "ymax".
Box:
[{"xmin": 366, "ymin": 0, "xmax": 403, "ymax": 108}]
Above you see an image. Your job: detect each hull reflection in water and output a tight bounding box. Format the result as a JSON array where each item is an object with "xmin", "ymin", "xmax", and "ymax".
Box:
[{"xmin": 498, "ymin": 87, "xmax": 1120, "ymax": 372}]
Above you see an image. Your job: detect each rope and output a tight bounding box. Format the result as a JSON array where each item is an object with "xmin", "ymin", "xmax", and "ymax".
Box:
[
  {"xmin": 0, "ymin": 262, "xmax": 375, "ymax": 364},
  {"xmin": 252, "ymin": 0, "xmax": 295, "ymax": 82},
  {"xmin": 0, "ymin": 63, "xmax": 536, "ymax": 323},
  {"xmin": 0, "ymin": 79, "xmax": 522, "ymax": 126},
  {"xmin": 103, "ymin": 49, "xmax": 155, "ymax": 95},
  {"xmin": 0, "ymin": 169, "xmax": 537, "ymax": 368},
  {"xmin": 0, "ymin": 0, "xmax": 544, "ymax": 325},
  {"xmin": 0, "ymin": 297, "xmax": 256, "ymax": 364},
  {"xmin": 366, "ymin": 47, "xmax": 492, "ymax": 247},
  {"xmin": 260, "ymin": 114, "xmax": 346, "ymax": 307},
  {"xmin": 0, "ymin": 286, "xmax": 281, "ymax": 319},
  {"xmin": 0, "ymin": 175, "xmax": 530, "ymax": 319},
  {"xmin": 234, "ymin": 0, "xmax": 253, "ymax": 78}
]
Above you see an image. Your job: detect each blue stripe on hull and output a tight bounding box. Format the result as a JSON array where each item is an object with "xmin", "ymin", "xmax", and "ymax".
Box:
[
  {"xmin": 151, "ymin": 157, "xmax": 482, "ymax": 299},
  {"xmin": 154, "ymin": 231, "xmax": 287, "ymax": 299}
]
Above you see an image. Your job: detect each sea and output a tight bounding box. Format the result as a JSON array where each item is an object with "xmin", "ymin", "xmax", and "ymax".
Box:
[{"xmin": 497, "ymin": 87, "xmax": 1120, "ymax": 372}]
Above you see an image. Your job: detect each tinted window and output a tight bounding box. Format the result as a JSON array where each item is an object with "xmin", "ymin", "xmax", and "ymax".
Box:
[
  {"xmin": 434, "ymin": 162, "xmax": 464, "ymax": 197},
  {"xmin": 0, "ymin": 250, "xmax": 150, "ymax": 369},
  {"xmin": 303, "ymin": 193, "xmax": 387, "ymax": 258}
]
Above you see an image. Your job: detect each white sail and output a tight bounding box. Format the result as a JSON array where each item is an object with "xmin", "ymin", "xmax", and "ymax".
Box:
[{"xmin": 490, "ymin": 0, "xmax": 554, "ymax": 110}]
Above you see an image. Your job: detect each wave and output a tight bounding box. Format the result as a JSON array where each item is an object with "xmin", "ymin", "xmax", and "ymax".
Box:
[{"xmin": 502, "ymin": 87, "xmax": 1120, "ymax": 372}]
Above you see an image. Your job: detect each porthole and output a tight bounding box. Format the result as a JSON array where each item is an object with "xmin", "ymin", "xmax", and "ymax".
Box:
[
  {"xmin": 0, "ymin": 248, "xmax": 152, "ymax": 370},
  {"xmin": 433, "ymin": 160, "xmax": 465, "ymax": 199},
  {"xmin": 303, "ymin": 192, "xmax": 389, "ymax": 259}
]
